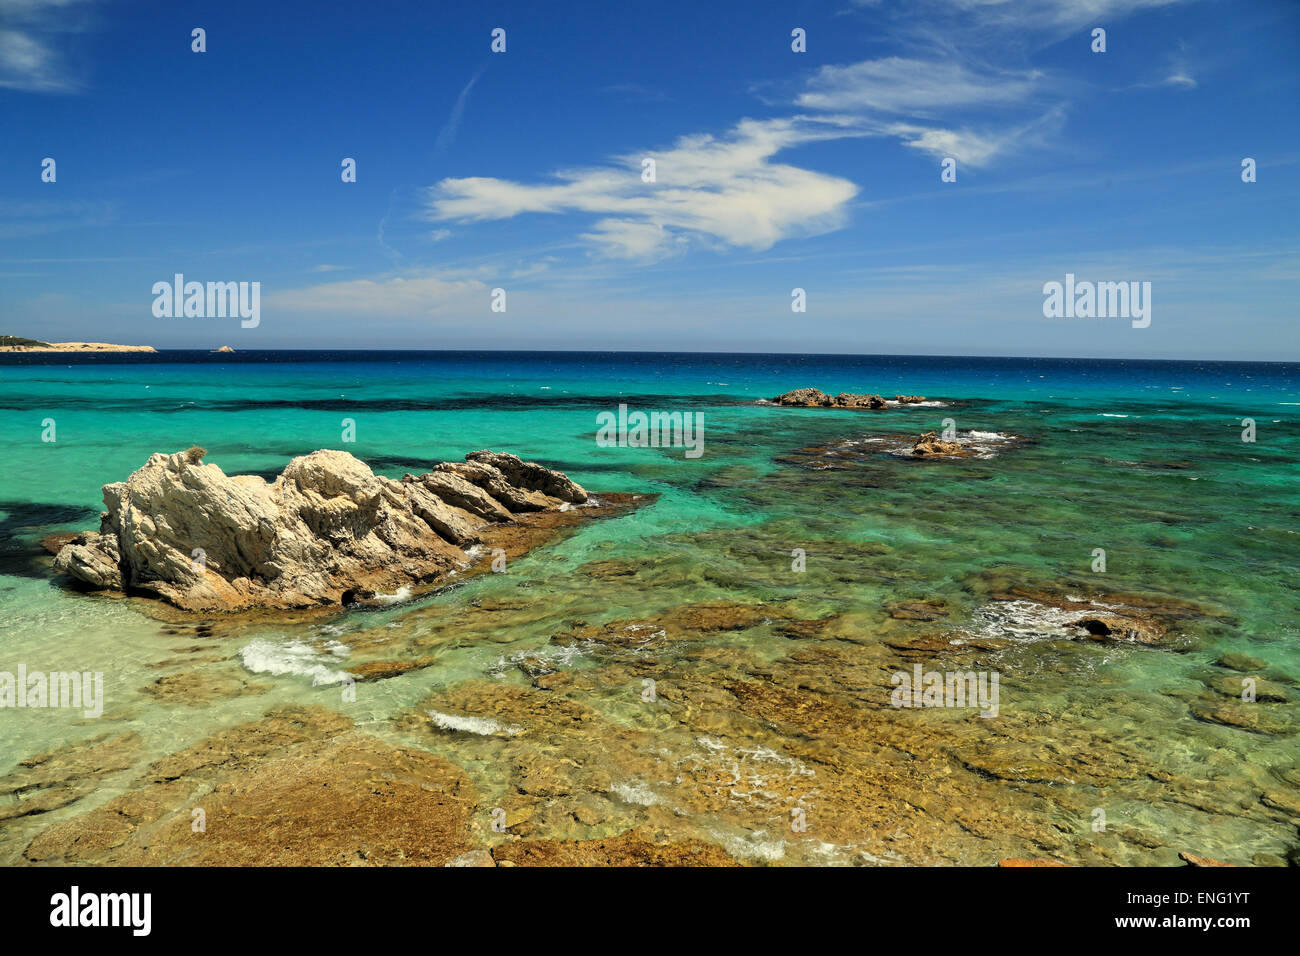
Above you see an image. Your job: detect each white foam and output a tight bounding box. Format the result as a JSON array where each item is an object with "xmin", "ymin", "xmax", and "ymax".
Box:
[
  {"xmin": 610, "ymin": 780, "xmax": 662, "ymax": 806},
  {"xmin": 965, "ymin": 600, "xmax": 1082, "ymax": 642},
  {"xmin": 239, "ymin": 638, "xmax": 351, "ymax": 686},
  {"xmin": 369, "ymin": 585, "xmax": 412, "ymax": 606},
  {"xmin": 426, "ymin": 709, "xmax": 521, "ymax": 737},
  {"xmin": 964, "ymin": 598, "xmax": 1124, "ymax": 644},
  {"xmin": 491, "ymin": 641, "xmax": 591, "ymax": 676},
  {"xmin": 709, "ymin": 828, "xmax": 787, "ymax": 862}
]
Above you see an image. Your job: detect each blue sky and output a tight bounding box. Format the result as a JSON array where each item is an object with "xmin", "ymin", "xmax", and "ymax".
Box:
[{"xmin": 1, "ymin": 0, "xmax": 1297, "ymax": 358}]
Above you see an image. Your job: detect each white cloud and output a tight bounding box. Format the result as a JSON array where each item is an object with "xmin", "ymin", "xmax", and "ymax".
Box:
[
  {"xmin": 402, "ymin": 0, "xmax": 1192, "ymax": 265},
  {"xmin": 927, "ymin": 0, "xmax": 1186, "ymax": 32},
  {"xmin": 0, "ymin": 0, "xmax": 94, "ymax": 93},
  {"xmin": 426, "ymin": 118, "xmax": 860, "ymax": 261},
  {"xmin": 884, "ymin": 105, "xmax": 1067, "ymax": 165},
  {"xmin": 268, "ymin": 274, "xmax": 487, "ymax": 316},
  {"xmin": 794, "ymin": 56, "xmax": 1057, "ymax": 167},
  {"xmin": 798, "ymin": 58, "xmax": 1042, "ymax": 115},
  {"xmin": 434, "ymin": 64, "xmax": 487, "ymax": 156}
]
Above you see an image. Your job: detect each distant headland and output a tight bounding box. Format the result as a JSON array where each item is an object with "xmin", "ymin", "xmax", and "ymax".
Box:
[{"xmin": 0, "ymin": 336, "xmax": 157, "ymax": 353}]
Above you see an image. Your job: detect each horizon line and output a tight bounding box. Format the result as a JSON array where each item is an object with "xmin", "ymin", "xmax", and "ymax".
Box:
[{"xmin": 4, "ymin": 347, "xmax": 1297, "ymax": 366}]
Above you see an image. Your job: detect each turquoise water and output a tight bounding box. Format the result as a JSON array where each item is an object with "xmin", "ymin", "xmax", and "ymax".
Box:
[{"xmin": 1, "ymin": 351, "xmax": 1298, "ymax": 865}]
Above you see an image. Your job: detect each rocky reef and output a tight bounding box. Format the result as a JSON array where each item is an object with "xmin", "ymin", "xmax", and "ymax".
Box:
[
  {"xmin": 911, "ymin": 431, "xmax": 969, "ymax": 458},
  {"xmin": 771, "ymin": 388, "xmax": 928, "ymax": 409},
  {"xmin": 53, "ymin": 446, "xmax": 595, "ymax": 612}
]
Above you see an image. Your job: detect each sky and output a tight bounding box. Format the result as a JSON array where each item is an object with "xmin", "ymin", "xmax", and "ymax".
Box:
[{"xmin": 1, "ymin": 0, "xmax": 1298, "ymax": 359}]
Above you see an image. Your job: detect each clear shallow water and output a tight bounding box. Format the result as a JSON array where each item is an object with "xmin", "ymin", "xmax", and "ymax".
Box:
[{"xmin": 1, "ymin": 351, "xmax": 1298, "ymax": 865}]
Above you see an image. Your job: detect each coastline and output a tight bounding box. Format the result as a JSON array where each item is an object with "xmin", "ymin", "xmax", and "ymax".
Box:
[{"xmin": 0, "ymin": 341, "xmax": 157, "ymax": 353}]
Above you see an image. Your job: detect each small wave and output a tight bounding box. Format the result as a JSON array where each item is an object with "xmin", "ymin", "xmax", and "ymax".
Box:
[
  {"xmin": 239, "ymin": 638, "xmax": 351, "ymax": 686},
  {"xmin": 610, "ymin": 780, "xmax": 663, "ymax": 806},
  {"xmin": 709, "ymin": 828, "xmax": 787, "ymax": 862},
  {"xmin": 426, "ymin": 709, "xmax": 521, "ymax": 737},
  {"xmin": 966, "ymin": 600, "xmax": 1083, "ymax": 642},
  {"xmin": 491, "ymin": 642, "xmax": 590, "ymax": 676},
  {"xmin": 964, "ymin": 597, "xmax": 1125, "ymax": 644},
  {"xmin": 369, "ymin": 585, "xmax": 412, "ymax": 606}
]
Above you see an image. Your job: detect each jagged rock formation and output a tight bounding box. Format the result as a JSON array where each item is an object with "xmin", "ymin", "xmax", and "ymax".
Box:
[
  {"xmin": 52, "ymin": 447, "xmax": 588, "ymax": 611},
  {"xmin": 771, "ymin": 387, "xmax": 910, "ymax": 409},
  {"xmin": 911, "ymin": 431, "xmax": 968, "ymax": 458}
]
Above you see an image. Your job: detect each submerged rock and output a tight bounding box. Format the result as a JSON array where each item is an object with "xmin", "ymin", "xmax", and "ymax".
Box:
[
  {"xmin": 491, "ymin": 830, "xmax": 743, "ymax": 867},
  {"xmin": 1217, "ymin": 652, "xmax": 1267, "ymax": 672},
  {"xmin": 22, "ymin": 707, "xmax": 481, "ymax": 866},
  {"xmin": 997, "ymin": 858, "xmax": 1069, "ymax": 867},
  {"xmin": 1204, "ymin": 674, "xmax": 1290, "ymax": 703},
  {"xmin": 1189, "ymin": 697, "xmax": 1294, "ymax": 736},
  {"xmin": 1178, "ymin": 851, "xmax": 1235, "ymax": 867},
  {"xmin": 0, "ymin": 732, "xmax": 143, "ymax": 824},
  {"xmin": 884, "ymin": 598, "xmax": 951, "ymax": 621},
  {"xmin": 52, "ymin": 446, "xmax": 590, "ymax": 612}
]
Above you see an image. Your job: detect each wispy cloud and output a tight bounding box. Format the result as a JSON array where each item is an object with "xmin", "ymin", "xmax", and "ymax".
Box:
[
  {"xmin": 425, "ymin": 117, "xmax": 861, "ymax": 261},
  {"xmin": 797, "ymin": 58, "xmax": 1043, "ymax": 115},
  {"xmin": 600, "ymin": 82, "xmax": 668, "ymax": 102},
  {"xmin": 793, "ymin": 56, "xmax": 1059, "ymax": 166},
  {"xmin": 0, "ymin": 0, "xmax": 95, "ymax": 93},
  {"xmin": 434, "ymin": 63, "xmax": 489, "ymax": 156},
  {"xmin": 909, "ymin": 0, "xmax": 1189, "ymax": 36},
  {"xmin": 269, "ymin": 273, "xmax": 487, "ymax": 317},
  {"xmin": 0, "ymin": 197, "xmax": 116, "ymax": 238}
]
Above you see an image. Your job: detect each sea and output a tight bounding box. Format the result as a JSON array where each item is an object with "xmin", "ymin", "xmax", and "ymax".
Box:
[{"xmin": 1, "ymin": 350, "xmax": 1297, "ymax": 864}]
